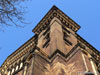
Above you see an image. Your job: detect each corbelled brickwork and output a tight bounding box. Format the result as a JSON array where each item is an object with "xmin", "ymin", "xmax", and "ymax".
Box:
[{"xmin": 0, "ymin": 6, "xmax": 100, "ymax": 75}]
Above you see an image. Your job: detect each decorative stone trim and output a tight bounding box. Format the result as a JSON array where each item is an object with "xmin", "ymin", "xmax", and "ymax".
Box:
[
  {"xmin": 33, "ymin": 6, "xmax": 80, "ymax": 34},
  {"xmin": 77, "ymin": 35, "xmax": 100, "ymax": 64},
  {"xmin": 0, "ymin": 37, "xmax": 35, "ymax": 71}
]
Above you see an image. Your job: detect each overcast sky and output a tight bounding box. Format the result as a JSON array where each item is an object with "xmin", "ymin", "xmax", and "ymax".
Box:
[{"xmin": 0, "ymin": 0, "xmax": 100, "ymax": 66}]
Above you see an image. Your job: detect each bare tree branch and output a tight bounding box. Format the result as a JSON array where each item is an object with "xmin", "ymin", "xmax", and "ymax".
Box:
[{"xmin": 0, "ymin": 0, "xmax": 28, "ymax": 30}]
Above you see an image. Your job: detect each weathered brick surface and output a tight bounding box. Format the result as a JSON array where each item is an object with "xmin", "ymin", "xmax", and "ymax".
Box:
[
  {"xmin": 25, "ymin": 49, "xmax": 93, "ymax": 75},
  {"xmin": 16, "ymin": 70, "xmax": 23, "ymax": 75}
]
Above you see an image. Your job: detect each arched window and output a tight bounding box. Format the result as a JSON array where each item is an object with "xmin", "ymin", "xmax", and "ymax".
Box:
[
  {"xmin": 8, "ymin": 71, "xmax": 10, "ymax": 75},
  {"xmin": 16, "ymin": 65, "xmax": 19, "ymax": 71},
  {"xmin": 20, "ymin": 62, "xmax": 23, "ymax": 69},
  {"xmin": 11, "ymin": 68, "xmax": 14, "ymax": 74}
]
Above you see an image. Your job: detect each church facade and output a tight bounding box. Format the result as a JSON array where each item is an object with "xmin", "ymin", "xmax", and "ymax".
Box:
[{"xmin": 0, "ymin": 6, "xmax": 100, "ymax": 75}]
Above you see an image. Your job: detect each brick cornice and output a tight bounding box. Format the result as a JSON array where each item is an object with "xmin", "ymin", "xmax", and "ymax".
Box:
[{"xmin": 32, "ymin": 5, "xmax": 80, "ymax": 34}]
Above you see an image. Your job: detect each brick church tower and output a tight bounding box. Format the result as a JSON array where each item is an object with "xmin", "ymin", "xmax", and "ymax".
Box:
[{"xmin": 0, "ymin": 6, "xmax": 100, "ymax": 75}]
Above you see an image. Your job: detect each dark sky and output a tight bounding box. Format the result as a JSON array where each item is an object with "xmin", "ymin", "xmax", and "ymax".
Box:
[{"xmin": 0, "ymin": 0, "xmax": 100, "ymax": 66}]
